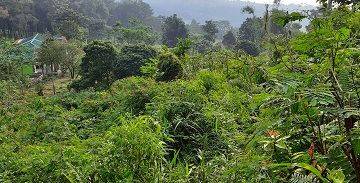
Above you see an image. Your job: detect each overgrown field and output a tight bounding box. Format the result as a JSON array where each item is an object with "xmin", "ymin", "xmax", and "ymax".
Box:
[{"xmin": 0, "ymin": 3, "xmax": 359, "ymax": 183}]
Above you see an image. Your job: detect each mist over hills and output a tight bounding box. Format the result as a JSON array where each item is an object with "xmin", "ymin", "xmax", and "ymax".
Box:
[{"xmin": 143, "ymin": 0, "xmax": 316, "ymax": 26}]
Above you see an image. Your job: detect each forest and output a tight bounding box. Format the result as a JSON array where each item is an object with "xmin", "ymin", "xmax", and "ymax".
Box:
[{"xmin": 0, "ymin": 0, "xmax": 359, "ymax": 182}]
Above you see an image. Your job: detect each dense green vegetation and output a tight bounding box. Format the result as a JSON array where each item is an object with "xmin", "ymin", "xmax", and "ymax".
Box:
[
  {"xmin": 0, "ymin": 0, "xmax": 359, "ymax": 182},
  {"xmin": 0, "ymin": 0, "xmax": 160, "ymax": 39}
]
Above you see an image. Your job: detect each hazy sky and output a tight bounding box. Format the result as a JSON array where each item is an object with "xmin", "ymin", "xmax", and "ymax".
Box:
[{"xmin": 247, "ymin": 0, "xmax": 319, "ymax": 5}]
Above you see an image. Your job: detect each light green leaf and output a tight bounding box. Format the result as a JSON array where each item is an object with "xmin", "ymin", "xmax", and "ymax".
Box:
[
  {"xmin": 328, "ymin": 169, "xmax": 345, "ymax": 183},
  {"xmin": 337, "ymin": 28, "xmax": 350, "ymax": 41}
]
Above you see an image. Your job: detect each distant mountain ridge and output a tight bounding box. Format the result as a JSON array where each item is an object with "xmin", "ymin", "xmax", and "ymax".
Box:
[{"xmin": 143, "ymin": 0, "xmax": 316, "ymax": 26}]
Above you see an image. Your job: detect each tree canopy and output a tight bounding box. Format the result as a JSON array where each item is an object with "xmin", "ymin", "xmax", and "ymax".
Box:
[{"xmin": 162, "ymin": 14, "xmax": 188, "ymax": 48}]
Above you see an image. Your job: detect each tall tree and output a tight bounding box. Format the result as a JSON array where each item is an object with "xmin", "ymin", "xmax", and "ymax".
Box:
[
  {"xmin": 268, "ymin": 9, "xmax": 286, "ymax": 35},
  {"xmin": 52, "ymin": 4, "xmax": 88, "ymax": 40},
  {"xmin": 113, "ymin": 18, "xmax": 158, "ymax": 45},
  {"xmin": 71, "ymin": 41, "xmax": 118, "ymax": 91},
  {"xmin": 316, "ymin": 0, "xmax": 354, "ymax": 9},
  {"xmin": 0, "ymin": 0, "xmax": 157, "ymax": 40},
  {"xmin": 62, "ymin": 40, "xmax": 84, "ymax": 79},
  {"xmin": 71, "ymin": 42, "xmax": 157, "ymax": 91},
  {"xmin": 202, "ymin": 20, "xmax": 218, "ymax": 43},
  {"xmin": 238, "ymin": 17, "xmax": 263, "ymax": 43},
  {"xmin": 222, "ymin": 31, "xmax": 236, "ymax": 49},
  {"xmin": 242, "ymin": 5, "xmax": 255, "ymax": 18},
  {"xmin": 0, "ymin": 0, "xmax": 38, "ymax": 37},
  {"xmin": 113, "ymin": 45, "xmax": 157, "ymax": 79},
  {"xmin": 187, "ymin": 19, "xmax": 203, "ymax": 36},
  {"xmin": 108, "ymin": 0, "xmax": 154, "ymax": 26},
  {"xmin": 213, "ymin": 20, "xmax": 232, "ymax": 40},
  {"xmin": 36, "ymin": 38, "xmax": 83, "ymax": 79},
  {"xmin": 162, "ymin": 14, "xmax": 188, "ymax": 48}
]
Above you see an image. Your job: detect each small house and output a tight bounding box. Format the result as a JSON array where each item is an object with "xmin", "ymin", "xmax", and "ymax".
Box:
[{"xmin": 14, "ymin": 33, "xmax": 67, "ymax": 76}]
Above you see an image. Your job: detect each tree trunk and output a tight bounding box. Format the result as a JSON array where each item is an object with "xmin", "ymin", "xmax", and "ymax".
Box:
[
  {"xmin": 19, "ymin": 65, "xmax": 24, "ymax": 95},
  {"xmin": 51, "ymin": 77, "xmax": 56, "ymax": 95},
  {"xmin": 70, "ymin": 68, "xmax": 75, "ymax": 80}
]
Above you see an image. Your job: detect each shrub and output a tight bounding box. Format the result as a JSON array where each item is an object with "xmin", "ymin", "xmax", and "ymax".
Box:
[
  {"xmin": 235, "ymin": 41, "xmax": 260, "ymax": 56},
  {"xmin": 111, "ymin": 77, "xmax": 157, "ymax": 115},
  {"xmin": 99, "ymin": 116, "xmax": 164, "ymax": 182},
  {"xmin": 156, "ymin": 52, "xmax": 183, "ymax": 82},
  {"xmin": 197, "ymin": 70, "xmax": 226, "ymax": 92},
  {"xmin": 70, "ymin": 43, "xmax": 157, "ymax": 91},
  {"xmin": 147, "ymin": 80, "xmax": 227, "ymax": 162},
  {"xmin": 113, "ymin": 45, "xmax": 157, "ymax": 79},
  {"xmin": 70, "ymin": 41, "xmax": 118, "ymax": 91}
]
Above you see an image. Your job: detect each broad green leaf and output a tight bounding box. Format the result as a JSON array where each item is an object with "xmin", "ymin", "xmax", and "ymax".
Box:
[
  {"xmin": 275, "ymin": 142, "xmax": 287, "ymax": 150},
  {"xmin": 328, "ymin": 169, "xmax": 345, "ymax": 183},
  {"xmin": 351, "ymin": 129, "xmax": 360, "ymax": 156},
  {"xmin": 337, "ymin": 28, "xmax": 351, "ymax": 41}
]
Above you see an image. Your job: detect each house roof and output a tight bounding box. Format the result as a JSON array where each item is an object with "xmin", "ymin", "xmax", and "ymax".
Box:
[
  {"xmin": 14, "ymin": 34, "xmax": 68, "ymax": 61},
  {"xmin": 14, "ymin": 34, "xmax": 67, "ymax": 49},
  {"xmin": 15, "ymin": 33, "xmax": 44, "ymax": 49}
]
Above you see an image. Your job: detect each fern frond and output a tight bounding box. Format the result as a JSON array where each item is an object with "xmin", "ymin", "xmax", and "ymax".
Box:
[{"xmin": 290, "ymin": 173, "xmax": 320, "ymax": 183}]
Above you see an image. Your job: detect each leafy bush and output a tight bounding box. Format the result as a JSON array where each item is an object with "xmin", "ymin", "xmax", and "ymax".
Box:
[
  {"xmin": 156, "ymin": 52, "xmax": 183, "ymax": 82},
  {"xmin": 111, "ymin": 77, "xmax": 156, "ymax": 115},
  {"xmin": 70, "ymin": 41, "xmax": 118, "ymax": 91},
  {"xmin": 71, "ymin": 43, "xmax": 157, "ymax": 91},
  {"xmin": 113, "ymin": 45, "xmax": 157, "ymax": 79},
  {"xmin": 235, "ymin": 41, "xmax": 260, "ymax": 56},
  {"xmin": 196, "ymin": 70, "xmax": 226, "ymax": 92},
  {"xmin": 99, "ymin": 116, "xmax": 164, "ymax": 182}
]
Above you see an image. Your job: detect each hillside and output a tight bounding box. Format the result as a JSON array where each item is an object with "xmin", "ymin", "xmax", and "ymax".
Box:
[
  {"xmin": 0, "ymin": 1, "xmax": 359, "ymax": 182},
  {"xmin": 143, "ymin": 0, "xmax": 316, "ymax": 26}
]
